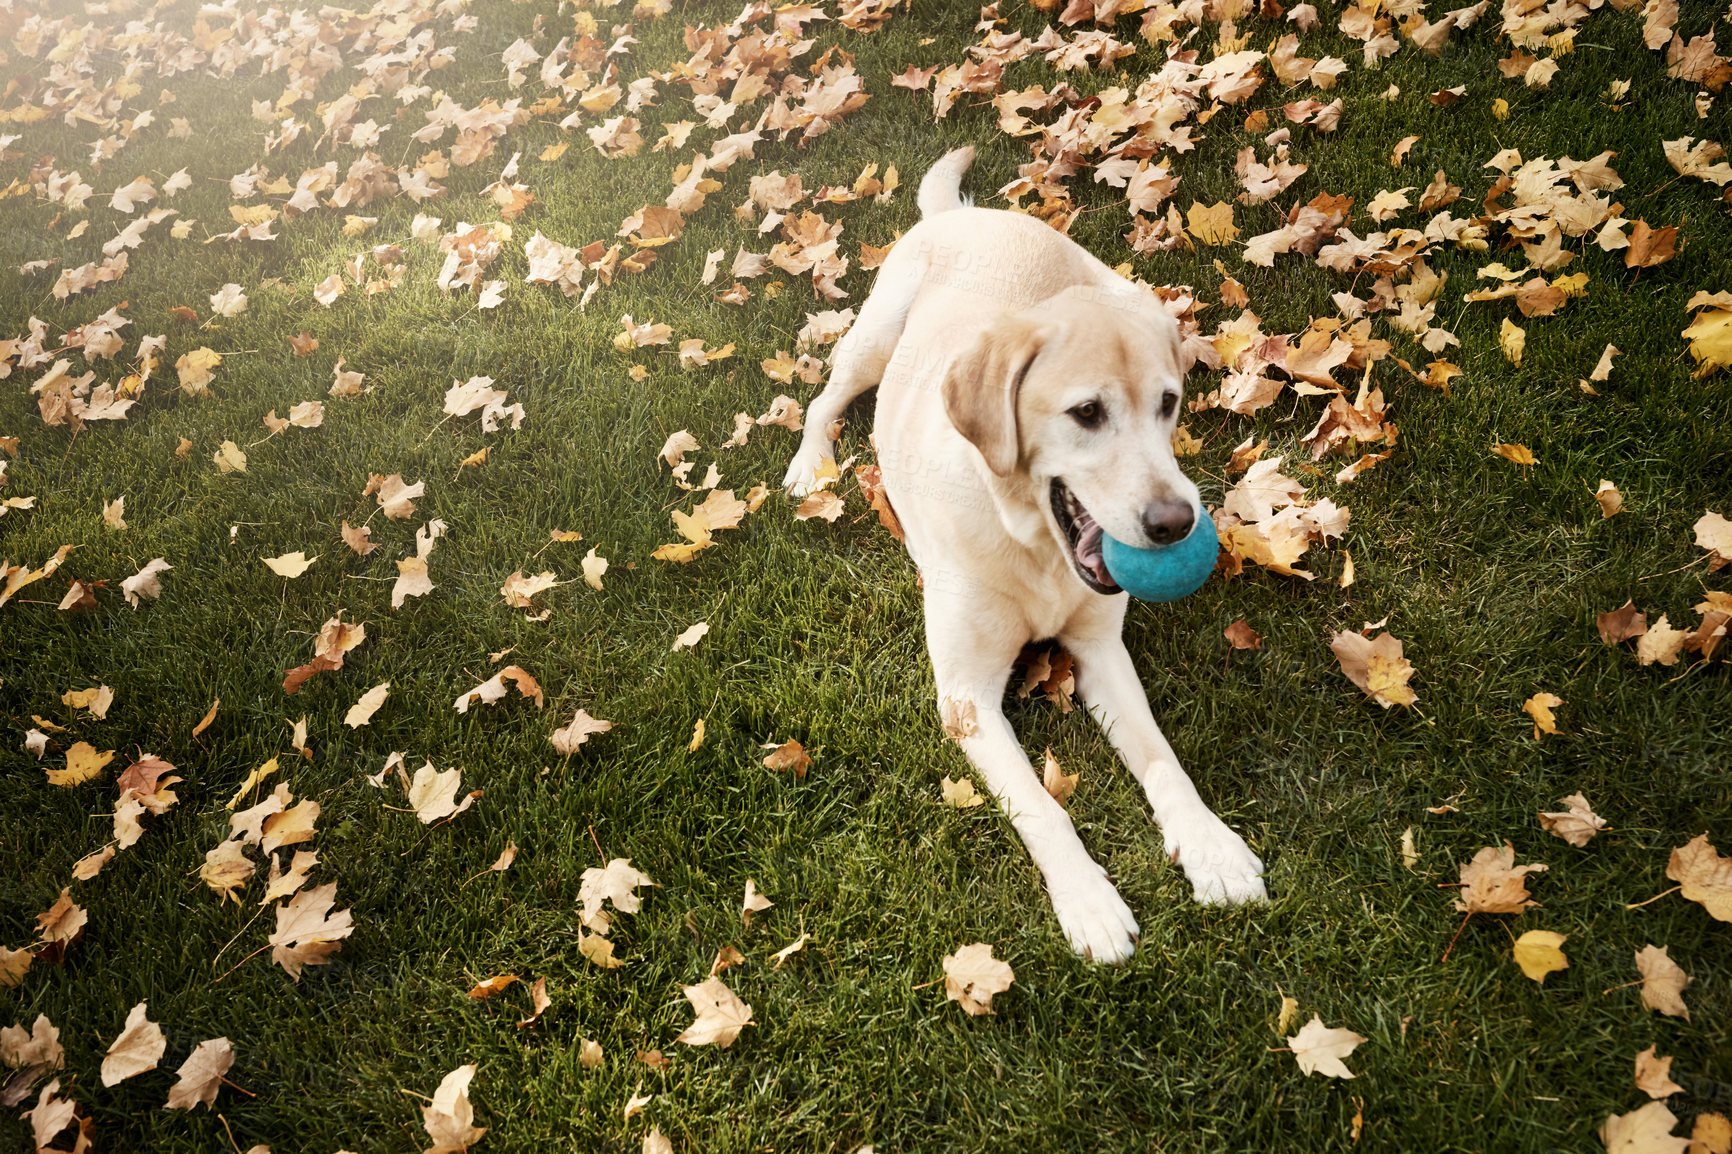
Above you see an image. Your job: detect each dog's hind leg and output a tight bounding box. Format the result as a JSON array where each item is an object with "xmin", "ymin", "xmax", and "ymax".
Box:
[
  {"xmin": 783, "ymin": 254, "xmax": 926, "ymax": 497},
  {"xmin": 924, "ymin": 581, "xmax": 1141, "ymax": 963},
  {"xmin": 1061, "ymin": 604, "xmax": 1269, "ymax": 907}
]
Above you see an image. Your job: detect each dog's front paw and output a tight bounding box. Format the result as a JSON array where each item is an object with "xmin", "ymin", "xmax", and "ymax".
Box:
[
  {"xmin": 1166, "ymin": 819, "xmax": 1268, "ymax": 906},
  {"xmin": 1048, "ymin": 867, "xmax": 1140, "ymax": 964},
  {"xmin": 781, "ymin": 443, "xmax": 833, "ymax": 499}
]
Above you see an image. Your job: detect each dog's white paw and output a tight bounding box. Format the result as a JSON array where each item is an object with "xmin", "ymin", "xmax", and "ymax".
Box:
[
  {"xmin": 1048, "ymin": 867, "xmax": 1140, "ymax": 964},
  {"xmin": 1166, "ymin": 818, "xmax": 1268, "ymax": 906},
  {"xmin": 781, "ymin": 444, "xmax": 833, "ymax": 499}
]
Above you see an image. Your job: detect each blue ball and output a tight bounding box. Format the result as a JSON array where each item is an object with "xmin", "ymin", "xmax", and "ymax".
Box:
[{"xmin": 1101, "ymin": 514, "xmax": 1219, "ymax": 602}]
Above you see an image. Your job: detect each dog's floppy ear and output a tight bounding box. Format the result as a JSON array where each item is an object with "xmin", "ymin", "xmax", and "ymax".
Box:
[{"xmin": 942, "ymin": 315, "xmax": 1045, "ymax": 476}]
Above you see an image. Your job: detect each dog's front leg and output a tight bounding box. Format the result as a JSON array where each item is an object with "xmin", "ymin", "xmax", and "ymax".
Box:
[
  {"xmin": 926, "ymin": 584, "xmax": 1141, "ymax": 962},
  {"xmin": 783, "ymin": 262, "xmax": 924, "ymax": 497},
  {"xmin": 1063, "ymin": 618, "xmax": 1269, "ymax": 906}
]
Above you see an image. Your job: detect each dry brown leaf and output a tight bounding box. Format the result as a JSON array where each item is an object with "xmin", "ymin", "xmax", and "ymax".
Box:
[
  {"xmin": 454, "ymin": 665, "xmax": 544, "ymax": 713},
  {"xmin": 99, "ymin": 1002, "xmax": 166, "ymax": 1087},
  {"xmin": 763, "ymin": 739, "xmax": 811, "ymax": 778},
  {"xmin": 268, "ymin": 883, "xmax": 353, "ymax": 979},
  {"xmin": 1595, "ymin": 480, "xmax": 1625, "ymax": 518},
  {"xmin": 1636, "ymin": 944, "xmax": 1692, "ymax": 1020},
  {"xmin": 943, "ymin": 942, "xmax": 1014, "ymax": 1016},
  {"xmin": 1635, "ymin": 1046, "xmax": 1684, "ymax": 1099},
  {"xmin": 675, "ymin": 977, "xmax": 754, "ymax": 1047},
  {"xmin": 164, "ymin": 1037, "xmax": 233, "ymax": 1111},
  {"xmin": 1666, "ymin": 834, "xmax": 1732, "ymax": 921},
  {"xmin": 1224, "ymin": 620, "xmax": 1262, "ymax": 650},
  {"xmin": 1598, "ymin": 601, "xmax": 1648, "ymax": 646},
  {"xmin": 467, "ymin": 975, "xmax": 519, "ymax": 999},
  {"xmin": 518, "ymin": 976, "xmax": 552, "ymax": 1029},
  {"xmin": 1601, "ymin": 1101, "xmax": 1689, "ymax": 1154},
  {"xmin": 1454, "ymin": 843, "xmax": 1547, "ymax": 914},
  {"xmin": 422, "ymin": 1064, "xmax": 485, "ymax": 1154},
  {"xmin": 550, "ymin": 708, "xmax": 613, "ymax": 755},
  {"xmin": 407, "ymin": 762, "xmax": 476, "ymax": 824},
  {"xmin": 1538, "ymin": 793, "xmax": 1606, "ymax": 847},
  {"xmin": 1329, "ymin": 630, "xmax": 1418, "ymax": 708},
  {"xmin": 1042, "ymin": 748, "xmax": 1078, "ymax": 805}
]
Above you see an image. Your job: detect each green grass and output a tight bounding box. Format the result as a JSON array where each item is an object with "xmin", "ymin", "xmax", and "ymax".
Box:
[{"xmin": 2, "ymin": 0, "xmax": 1729, "ymax": 1151}]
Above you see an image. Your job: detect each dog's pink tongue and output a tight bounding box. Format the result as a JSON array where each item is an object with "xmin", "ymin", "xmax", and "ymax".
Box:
[{"xmin": 1075, "ymin": 520, "xmax": 1114, "ymax": 588}]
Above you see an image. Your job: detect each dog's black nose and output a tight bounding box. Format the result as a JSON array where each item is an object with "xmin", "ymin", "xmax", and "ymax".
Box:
[{"xmin": 1143, "ymin": 500, "xmax": 1194, "ymax": 546}]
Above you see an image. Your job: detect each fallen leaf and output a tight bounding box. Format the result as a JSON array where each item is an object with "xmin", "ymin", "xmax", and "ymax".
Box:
[
  {"xmin": 770, "ymin": 934, "xmax": 809, "ymax": 970},
  {"xmin": 675, "ymin": 977, "xmax": 754, "ymax": 1047},
  {"xmin": 1538, "ymin": 793, "xmax": 1606, "ymax": 847},
  {"xmin": 581, "ymin": 548, "xmax": 609, "ymax": 590},
  {"xmin": 1636, "ymin": 615, "xmax": 1687, "ymax": 667},
  {"xmin": 941, "ymin": 775, "xmax": 985, "ymax": 808},
  {"xmin": 164, "ymin": 1037, "xmax": 233, "ymax": 1111},
  {"xmin": 1186, "ymin": 200, "xmax": 1239, "ymax": 245},
  {"xmin": 742, "ymin": 878, "xmax": 773, "ymax": 925},
  {"xmin": 518, "ymin": 976, "xmax": 551, "ymax": 1028},
  {"xmin": 122, "ymin": 558, "xmax": 172, "ymax": 608},
  {"xmin": 1499, "ymin": 318, "xmax": 1525, "ymax": 366},
  {"xmin": 1511, "ymin": 930, "xmax": 1568, "ymax": 983},
  {"xmin": 1454, "ymin": 843, "xmax": 1547, "ymax": 914},
  {"xmin": 467, "ymin": 975, "xmax": 519, "ymax": 999},
  {"xmin": 672, "ymin": 621, "xmax": 710, "ymax": 651},
  {"xmin": 268, "ymin": 883, "xmax": 353, "ymax": 979},
  {"xmin": 1492, "ymin": 442, "xmax": 1536, "ymax": 466},
  {"xmin": 1522, "ymin": 693, "xmax": 1563, "ymax": 740},
  {"xmin": 763, "ymin": 739, "xmax": 811, "ymax": 778},
  {"xmin": 578, "ymin": 858, "xmax": 655, "ymax": 935},
  {"xmin": 1595, "ymin": 480, "xmax": 1624, "ymax": 518},
  {"xmin": 422, "ymin": 1065, "xmax": 485, "ymax": 1154},
  {"xmin": 1696, "ymin": 511, "xmax": 1732, "ymax": 571},
  {"xmin": 943, "ymin": 942, "xmax": 1014, "ymax": 1016},
  {"xmin": 100, "ymin": 1002, "xmax": 167, "ymax": 1086},
  {"xmin": 407, "ymin": 762, "xmax": 476, "ymax": 824},
  {"xmin": 1601, "ymin": 1101, "xmax": 1689, "ymax": 1154},
  {"xmin": 262, "ymin": 551, "xmax": 316, "ymax": 578},
  {"xmin": 1329, "ymin": 630, "xmax": 1418, "ymax": 708},
  {"xmin": 1287, "ymin": 1015, "xmax": 1366, "ymax": 1079},
  {"xmin": 1042, "ymin": 748, "xmax": 1078, "ymax": 805},
  {"xmin": 1666, "ymin": 834, "xmax": 1732, "ymax": 921},
  {"xmin": 1690, "ymin": 1113, "xmax": 1732, "ymax": 1154},
  {"xmin": 345, "ymin": 682, "xmax": 390, "ymax": 728},
  {"xmin": 550, "ymin": 708, "xmax": 613, "ymax": 754},
  {"xmin": 48, "ymin": 742, "xmax": 113, "ymax": 787},
  {"xmin": 199, "ymin": 840, "xmax": 254, "ymax": 902},
  {"xmin": 1635, "ymin": 1046, "xmax": 1683, "ymax": 1099},
  {"xmin": 1636, "ymin": 944, "xmax": 1692, "ymax": 1020},
  {"xmin": 454, "ymin": 665, "xmax": 544, "ymax": 713},
  {"xmin": 1224, "ymin": 620, "xmax": 1262, "ymax": 650}
]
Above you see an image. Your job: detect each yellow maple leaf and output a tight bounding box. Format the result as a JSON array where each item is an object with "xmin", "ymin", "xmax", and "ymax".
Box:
[
  {"xmin": 1512, "ymin": 930, "xmax": 1569, "ymax": 983},
  {"xmin": 1186, "ymin": 200, "xmax": 1239, "ymax": 245},
  {"xmin": 47, "ymin": 741, "xmax": 113, "ymax": 786}
]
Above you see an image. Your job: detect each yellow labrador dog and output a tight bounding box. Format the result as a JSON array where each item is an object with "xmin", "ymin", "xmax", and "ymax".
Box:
[{"xmin": 784, "ymin": 147, "xmax": 1267, "ymax": 962}]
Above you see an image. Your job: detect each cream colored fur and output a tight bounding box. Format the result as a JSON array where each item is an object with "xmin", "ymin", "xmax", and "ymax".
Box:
[{"xmin": 784, "ymin": 147, "xmax": 1267, "ymax": 962}]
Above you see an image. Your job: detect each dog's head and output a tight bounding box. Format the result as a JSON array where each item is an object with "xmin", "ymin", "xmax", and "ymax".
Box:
[{"xmin": 942, "ymin": 284, "xmax": 1197, "ymax": 594}]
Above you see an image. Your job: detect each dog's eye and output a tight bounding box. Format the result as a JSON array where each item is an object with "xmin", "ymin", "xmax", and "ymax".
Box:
[
  {"xmin": 1159, "ymin": 391, "xmax": 1179, "ymax": 419},
  {"xmin": 1068, "ymin": 400, "xmax": 1105, "ymax": 429}
]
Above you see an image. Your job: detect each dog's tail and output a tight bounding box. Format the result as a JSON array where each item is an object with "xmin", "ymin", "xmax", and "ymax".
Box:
[{"xmin": 917, "ymin": 145, "xmax": 975, "ymax": 218}]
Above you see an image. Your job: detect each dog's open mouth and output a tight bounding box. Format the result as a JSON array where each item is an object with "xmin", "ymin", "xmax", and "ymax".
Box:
[{"xmin": 1051, "ymin": 480, "xmax": 1121, "ymax": 595}]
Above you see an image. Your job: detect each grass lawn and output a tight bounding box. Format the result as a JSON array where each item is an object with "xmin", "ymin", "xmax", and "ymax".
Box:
[{"xmin": 2, "ymin": 0, "xmax": 1729, "ymax": 1150}]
